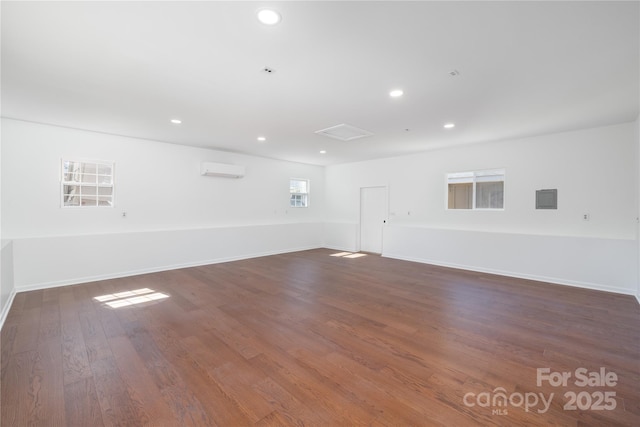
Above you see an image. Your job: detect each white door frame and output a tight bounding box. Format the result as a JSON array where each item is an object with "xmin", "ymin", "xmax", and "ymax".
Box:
[{"xmin": 359, "ymin": 186, "xmax": 388, "ymax": 254}]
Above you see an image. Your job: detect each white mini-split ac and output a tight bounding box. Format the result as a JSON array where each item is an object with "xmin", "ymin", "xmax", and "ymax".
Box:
[{"xmin": 200, "ymin": 162, "xmax": 245, "ymax": 178}]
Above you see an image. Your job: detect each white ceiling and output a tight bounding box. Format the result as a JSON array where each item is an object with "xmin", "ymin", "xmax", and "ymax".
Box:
[{"xmin": 2, "ymin": 1, "xmax": 639, "ymax": 166}]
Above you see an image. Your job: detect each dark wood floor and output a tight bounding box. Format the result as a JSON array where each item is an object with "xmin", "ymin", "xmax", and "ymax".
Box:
[{"xmin": 1, "ymin": 249, "xmax": 639, "ymax": 426}]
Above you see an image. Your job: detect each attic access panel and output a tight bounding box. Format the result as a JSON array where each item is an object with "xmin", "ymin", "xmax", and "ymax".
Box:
[
  {"xmin": 536, "ymin": 189, "xmax": 558, "ymax": 209},
  {"xmin": 315, "ymin": 124, "xmax": 373, "ymax": 141}
]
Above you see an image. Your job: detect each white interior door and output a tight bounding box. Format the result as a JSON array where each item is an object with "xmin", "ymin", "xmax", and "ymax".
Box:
[{"xmin": 360, "ymin": 186, "xmax": 387, "ymax": 254}]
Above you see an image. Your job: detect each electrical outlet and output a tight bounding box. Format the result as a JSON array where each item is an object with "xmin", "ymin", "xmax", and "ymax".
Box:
[{"xmin": 583, "ymin": 213, "xmax": 590, "ymax": 221}]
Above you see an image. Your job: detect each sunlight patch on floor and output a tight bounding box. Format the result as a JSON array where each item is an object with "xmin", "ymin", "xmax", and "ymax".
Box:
[
  {"xmin": 330, "ymin": 252, "xmax": 367, "ymax": 259},
  {"xmin": 94, "ymin": 288, "xmax": 170, "ymax": 308},
  {"xmin": 344, "ymin": 253, "xmax": 367, "ymax": 259}
]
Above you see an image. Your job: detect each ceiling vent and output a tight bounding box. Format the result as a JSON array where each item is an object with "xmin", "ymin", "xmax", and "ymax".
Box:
[{"xmin": 315, "ymin": 124, "xmax": 373, "ymax": 141}]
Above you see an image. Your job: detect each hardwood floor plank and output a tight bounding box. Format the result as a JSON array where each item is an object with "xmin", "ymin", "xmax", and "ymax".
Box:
[
  {"xmin": 249, "ymin": 352, "xmax": 379, "ymax": 425},
  {"xmin": 159, "ymin": 383, "xmax": 216, "ymax": 427},
  {"xmin": 254, "ymin": 410, "xmax": 299, "ymax": 427},
  {"xmin": 60, "ymin": 313, "xmax": 92, "ymax": 386},
  {"xmin": 38, "ymin": 299, "xmax": 62, "ymax": 341},
  {"xmin": 23, "ymin": 290, "xmax": 43, "ymax": 311},
  {"xmin": 326, "ymin": 351, "xmax": 479, "ymax": 427},
  {"xmin": 170, "ymin": 336, "xmax": 248, "ymax": 426},
  {"xmin": 208, "ymin": 360, "xmax": 274, "ymax": 423},
  {"xmin": 1, "ymin": 351, "xmax": 38, "ymax": 426},
  {"xmin": 95, "ymin": 305, "xmax": 127, "ymax": 339},
  {"xmin": 122, "ymin": 321, "xmax": 180, "ymax": 390},
  {"xmin": 191, "ymin": 305, "xmax": 264, "ymax": 360},
  {"xmin": 292, "ymin": 347, "xmax": 430, "ymax": 426},
  {"xmin": 108, "ymin": 334, "xmax": 176, "ymax": 426},
  {"xmin": 91, "ymin": 356, "xmax": 143, "ymax": 427},
  {"xmin": 12, "ymin": 308, "xmax": 41, "ymax": 354},
  {"xmin": 64, "ymin": 377, "xmax": 104, "ymax": 427},
  {"xmin": 1, "ymin": 323, "xmax": 18, "ymax": 383},
  {"xmin": 122, "ymin": 319, "xmax": 216, "ymax": 425},
  {"xmin": 1, "ymin": 344, "xmax": 67, "ymax": 426},
  {"xmin": 79, "ymin": 310, "xmax": 112, "ymax": 363},
  {"xmin": 252, "ymin": 376, "xmax": 329, "ymax": 426},
  {"xmin": 33, "ymin": 340, "xmax": 67, "ymax": 426},
  {"xmin": 220, "ymin": 302, "xmax": 335, "ymax": 358}
]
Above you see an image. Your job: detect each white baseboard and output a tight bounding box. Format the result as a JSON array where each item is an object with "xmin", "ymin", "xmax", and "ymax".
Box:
[{"xmin": 0, "ymin": 288, "xmax": 17, "ymax": 331}]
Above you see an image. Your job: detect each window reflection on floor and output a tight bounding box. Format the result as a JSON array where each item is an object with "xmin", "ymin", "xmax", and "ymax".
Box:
[
  {"xmin": 94, "ymin": 287, "xmax": 169, "ymax": 308},
  {"xmin": 330, "ymin": 252, "xmax": 367, "ymax": 259}
]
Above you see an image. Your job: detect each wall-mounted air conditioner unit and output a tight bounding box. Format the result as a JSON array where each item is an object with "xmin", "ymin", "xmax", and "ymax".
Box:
[{"xmin": 200, "ymin": 162, "xmax": 245, "ymax": 178}]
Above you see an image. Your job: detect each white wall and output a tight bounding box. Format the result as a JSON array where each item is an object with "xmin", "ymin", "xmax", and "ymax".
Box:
[
  {"xmin": 637, "ymin": 116, "xmax": 640, "ymax": 303},
  {"xmin": 2, "ymin": 118, "xmax": 325, "ymax": 290},
  {"xmin": 325, "ymin": 122, "xmax": 639, "ymax": 294},
  {"xmin": 0, "ymin": 110, "xmax": 14, "ymax": 325},
  {"xmin": 3, "ymin": 119, "xmax": 325, "ymax": 238}
]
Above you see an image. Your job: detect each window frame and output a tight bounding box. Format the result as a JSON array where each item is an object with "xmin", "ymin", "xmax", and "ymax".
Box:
[
  {"xmin": 446, "ymin": 168, "xmax": 505, "ymax": 211},
  {"xmin": 289, "ymin": 178, "xmax": 309, "ymax": 208},
  {"xmin": 61, "ymin": 159, "xmax": 115, "ymax": 208}
]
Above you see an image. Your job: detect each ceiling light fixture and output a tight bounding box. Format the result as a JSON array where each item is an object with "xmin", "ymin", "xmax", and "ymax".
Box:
[
  {"xmin": 444, "ymin": 123, "xmax": 455, "ymax": 129},
  {"xmin": 389, "ymin": 89, "xmax": 404, "ymax": 97},
  {"xmin": 257, "ymin": 9, "xmax": 281, "ymax": 25},
  {"xmin": 319, "ymin": 150, "xmax": 327, "ymax": 154},
  {"xmin": 170, "ymin": 119, "xmax": 182, "ymax": 125},
  {"xmin": 257, "ymin": 136, "xmax": 266, "ymax": 142}
]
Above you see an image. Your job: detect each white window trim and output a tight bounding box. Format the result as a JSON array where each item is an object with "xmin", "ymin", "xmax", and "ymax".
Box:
[
  {"xmin": 446, "ymin": 168, "xmax": 505, "ymax": 211},
  {"xmin": 61, "ymin": 158, "xmax": 115, "ymax": 208}
]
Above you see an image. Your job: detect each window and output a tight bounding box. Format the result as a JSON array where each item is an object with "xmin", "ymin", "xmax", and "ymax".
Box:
[
  {"xmin": 447, "ymin": 169, "xmax": 504, "ymax": 210},
  {"xmin": 290, "ymin": 178, "xmax": 309, "ymax": 207},
  {"xmin": 61, "ymin": 160, "xmax": 114, "ymax": 207}
]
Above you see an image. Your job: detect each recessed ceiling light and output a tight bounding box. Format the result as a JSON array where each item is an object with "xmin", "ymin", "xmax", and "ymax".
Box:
[
  {"xmin": 389, "ymin": 89, "xmax": 404, "ymax": 97},
  {"xmin": 319, "ymin": 150, "xmax": 327, "ymax": 154},
  {"xmin": 170, "ymin": 119, "xmax": 182, "ymax": 125},
  {"xmin": 444, "ymin": 123, "xmax": 455, "ymax": 129},
  {"xmin": 257, "ymin": 9, "xmax": 281, "ymax": 25},
  {"xmin": 257, "ymin": 136, "xmax": 266, "ymax": 142}
]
